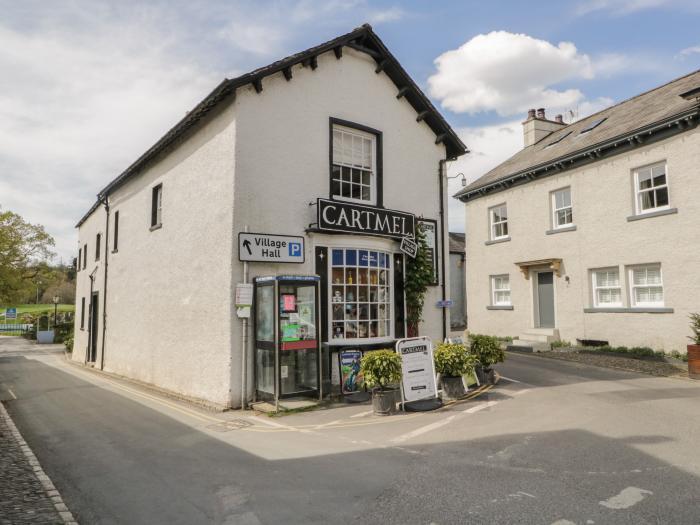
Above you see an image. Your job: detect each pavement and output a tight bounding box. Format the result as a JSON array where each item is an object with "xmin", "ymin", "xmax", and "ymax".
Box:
[{"xmin": 1, "ymin": 336, "xmax": 700, "ymax": 524}]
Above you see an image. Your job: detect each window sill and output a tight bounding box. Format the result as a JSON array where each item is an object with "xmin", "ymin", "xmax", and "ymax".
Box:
[
  {"xmin": 546, "ymin": 225, "xmax": 577, "ymax": 235},
  {"xmin": 487, "ymin": 305, "xmax": 514, "ymax": 310},
  {"xmin": 326, "ymin": 338, "xmax": 395, "ymax": 348},
  {"xmin": 485, "ymin": 236, "xmax": 511, "ymax": 246},
  {"xmin": 111, "ymin": 249, "xmax": 118, "ymax": 254},
  {"xmin": 150, "ymin": 223, "xmax": 162, "ymax": 232},
  {"xmin": 584, "ymin": 307, "xmax": 674, "ymax": 314},
  {"xmin": 627, "ymin": 208, "xmax": 678, "ymax": 222}
]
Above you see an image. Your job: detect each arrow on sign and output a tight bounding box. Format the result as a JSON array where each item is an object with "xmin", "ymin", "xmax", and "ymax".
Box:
[{"xmin": 242, "ymin": 239, "xmax": 252, "ymax": 256}]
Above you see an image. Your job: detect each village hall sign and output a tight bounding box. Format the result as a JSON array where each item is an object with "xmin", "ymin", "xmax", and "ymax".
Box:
[{"xmin": 317, "ymin": 198, "xmax": 416, "ymax": 240}]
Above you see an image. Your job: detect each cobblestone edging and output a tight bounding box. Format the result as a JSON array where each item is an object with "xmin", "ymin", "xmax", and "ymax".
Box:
[{"xmin": 0, "ymin": 402, "xmax": 78, "ymax": 525}]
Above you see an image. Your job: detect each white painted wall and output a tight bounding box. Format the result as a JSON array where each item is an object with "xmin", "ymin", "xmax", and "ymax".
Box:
[{"xmin": 464, "ymin": 127, "xmax": 700, "ymax": 351}]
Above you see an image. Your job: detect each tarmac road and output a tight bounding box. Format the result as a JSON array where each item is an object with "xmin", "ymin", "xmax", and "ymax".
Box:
[{"xmin": 1, "ymin": 339, "xmax": 700, "ymax": 524}]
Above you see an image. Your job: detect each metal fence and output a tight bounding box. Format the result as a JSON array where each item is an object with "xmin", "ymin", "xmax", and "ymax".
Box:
[{"xmin": 0, "ymin": 323, "xmax": 34, "ymax": 337}]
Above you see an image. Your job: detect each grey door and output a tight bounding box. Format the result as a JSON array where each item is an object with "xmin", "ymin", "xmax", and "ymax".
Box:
[{"xmin": 536, "ymin": 272, "xmax": 555, "ymax": 328}]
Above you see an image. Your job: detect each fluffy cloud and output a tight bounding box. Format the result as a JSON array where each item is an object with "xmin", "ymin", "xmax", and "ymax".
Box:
[{"xmin": 428, "ymin": 31, "xmax": 595, "ymax": 117}]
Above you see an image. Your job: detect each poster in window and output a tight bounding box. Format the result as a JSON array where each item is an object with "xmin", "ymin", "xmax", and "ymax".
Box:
[
  {"xmin": 281, "ymin": 294, "xmax": 297, "ymax": 313},
  {"xmin": 418, "ymin": 219, "xmax": 438, "ymax": 285},
  {"xmin": 339, "ymin": 350, "xmax": 365, "ymax": 395}
]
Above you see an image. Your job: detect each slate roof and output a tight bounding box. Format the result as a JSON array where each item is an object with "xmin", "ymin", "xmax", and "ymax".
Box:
[
  {"xmin": 455, "ymin": 69, "xmax": 700, "ymax": 202},
  {"xmin": 77, "ymin": 24, "xmax": 467, "ymax": 227},
  {"xmin": 448, "ymin": 232, "xmax": 465, "ymax": 254}
]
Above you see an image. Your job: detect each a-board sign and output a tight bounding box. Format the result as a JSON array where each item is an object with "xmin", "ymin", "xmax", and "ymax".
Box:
[
  {"xmin": 396, "ymin": 337, "xmax": 437, "ymax": 403},
  {"xmin": 400, "ymin": 236, "xmax": 418, "ymax": 258},
  {"xmin": 339, "ymin": 350, "xmax": 365, "ymax": 395},
  {"xmin": 317, "ymin": 198, "xmax": 416, "ymax": 240},
  {"xmin": 238, "ymin": 233, "xmax": 304, "ymax": 263},
  {"xmin": 5, "ymin": 308, "xmax": 17, "ymax": 320}
]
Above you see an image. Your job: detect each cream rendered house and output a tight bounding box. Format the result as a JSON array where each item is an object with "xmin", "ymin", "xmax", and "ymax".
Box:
[
  {"xmin": 72, "ymin": 25, "xmax": 466, "ymax": 408},
  {"xmin": 456, "ymin": 71, "xmax": 700, "ymax": 352}
]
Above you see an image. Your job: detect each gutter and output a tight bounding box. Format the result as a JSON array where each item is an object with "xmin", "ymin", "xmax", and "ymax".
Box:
[{"xmin": 456, "ymin": 107, "xmax": 700, "ymax": 202}]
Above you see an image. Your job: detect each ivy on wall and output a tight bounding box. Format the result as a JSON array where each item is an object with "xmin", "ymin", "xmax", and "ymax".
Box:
[{"xmin": 405, "ymin": 225, "xmax": 434, "ymax": 337}]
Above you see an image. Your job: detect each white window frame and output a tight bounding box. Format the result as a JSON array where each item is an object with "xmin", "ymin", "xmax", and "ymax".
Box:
[
  {"xmin": 591, "ymin": 267, "xmax": 623, "ymax": 308},
  {"xmin": 628, "ymin": 264, "xmax": 664, "ymax": 308},
  {"xmin": 551, "ymin": 187, "xmax": 573, "ymax": 229},
  {"xmin": 633, "ymin": 161, "xmax": 669, "ymax": 215},
  {"xmin": 490, "ymin": 274, "xmax": 511, "ymax": 306},
  {"xmin": 489, "ymin": 204, "xmax": 508, "ymax": 240},
  {"xmin": 331, "ymin": 125, "xmax": 377, "ymax": 206}
]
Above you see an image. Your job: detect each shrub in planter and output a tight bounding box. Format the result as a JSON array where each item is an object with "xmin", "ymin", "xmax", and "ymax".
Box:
[
  {"xmin": 434, "ymin": 342, "xmax": 477, "ymax": 400},
  {"xmin": 687, "ymin": 313, "xmax": 700, "ymax": 379},
  {"xmin": 469, "ymin": 334, "xmax": 505, "ymax": 385},
  {"xmin": 360, "ymin": 350, "xmax": 402, "ymax": 415},
  {"xmin": 64, "ymin": 335, "xmax": 74, "ymax": 353}
]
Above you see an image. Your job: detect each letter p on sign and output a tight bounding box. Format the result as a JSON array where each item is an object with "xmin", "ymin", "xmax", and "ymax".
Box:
[{"xmin": 288, "ymin": 242, "xmax": 302, "ymax": 257}]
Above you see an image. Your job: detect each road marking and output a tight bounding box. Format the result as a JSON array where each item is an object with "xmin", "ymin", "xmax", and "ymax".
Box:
[
  {"xmin": 7, "ymin": 388, "xmax": 16, "ymax": 400},
  {"xmin": 599, "ymin": 487, "xmax": 653, "ymax": 509},
  {"xmin": 350, "ymin": 410, "xmax": 373, "ymax": 418},
  {"xmin": 463, "ymin": 400, "xmax": 499, "ymax": 413},
  {"xmin": 391, "ymin": 415, "xmax": 456, "ymax": 444},
  {"xmin": 512, "ymin": 388, "xmax": 532, "ymax": 396},
  {"xmin": 313, "ymin": 419, "xmax": 343, "ymax": 429},
  {"xmin": 499, "ymin": 375, "xmax": 522, "ymax": 383}
]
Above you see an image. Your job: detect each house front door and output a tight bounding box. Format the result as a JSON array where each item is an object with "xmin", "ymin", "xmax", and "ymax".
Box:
[{"xmin": 536, "ymin": 272, "xmax": 555, "ymax": 328}]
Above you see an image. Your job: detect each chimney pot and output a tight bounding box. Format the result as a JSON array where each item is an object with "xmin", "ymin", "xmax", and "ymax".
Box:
[
  {"xmin": 527, "ymin": 108, "xmax": 536, "ymax": 119},
  {"xmin": 555, "ymin": 114, "xmax": 564, "ymax": 124},
  {"xmin": 537, "ymin": 108, "xmax": 546, "ymax": 119}
]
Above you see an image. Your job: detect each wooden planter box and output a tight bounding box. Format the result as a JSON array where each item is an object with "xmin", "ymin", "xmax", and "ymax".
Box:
[{"xmin": 688, "ymin": 345, "xmax": 700, "ymax": 379}]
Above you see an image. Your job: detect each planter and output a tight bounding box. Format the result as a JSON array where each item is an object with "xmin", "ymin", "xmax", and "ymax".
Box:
[
  {"xmin": 37, "ymin": 330, "xmax": 55, "ymax": 344},
  {"xmin": 475, "ymin": 364, "xmax": 487, "ymax": 385},
  {"xmin": 486, "ymin": 367, "xmax": 496, "ymax": 385},
  {"xmin": 688, "ymin": 345, "xmax": 700, "ymax": 380},
  {"xmin": 441, "ymin": 376, "xmax": 466, "ymax": 400},
  {"xmin": 371, "ymin": 388, "xmax": 398, "ymax": 416}
]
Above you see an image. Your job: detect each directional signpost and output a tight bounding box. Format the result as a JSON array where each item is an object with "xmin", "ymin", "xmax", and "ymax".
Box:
[{"xmin": 238, "ymin": 233, "xmax": 305, "ymax": 263}]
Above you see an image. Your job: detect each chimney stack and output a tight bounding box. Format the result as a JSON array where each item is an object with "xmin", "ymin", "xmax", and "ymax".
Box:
[{"xmin": 522, "ymin": 107, "xmax": 567, "ymax": 148}]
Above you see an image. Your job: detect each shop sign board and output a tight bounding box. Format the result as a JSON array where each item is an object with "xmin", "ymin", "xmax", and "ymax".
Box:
[
  {"xmin": 396, "ymin": 337, "xmax": 437, "ymax": 403},
  {"xmin": 238, "ymin": 233, "xmax": 304, "ymax": 263},
  {"xmin": 317, "ymin": 199, "xmax": 415, "ymax": 240},
  {"xmin": 400, "ymin": 237, "xmax": 418, "ymax": 258},
  {"xmin": 5, "ymin": 308, "xmax": 17, "ymax": 320},
  {"xmin": 417, "ymin": 219, "xmax": 438, "ymax": 285},
  {"xmin": 339, "ymin": 350, "xmax": 365, "ymax": 395},
  {"xmin": 436, "ymin": 299, "xmax": 453, "ymax": 308}
]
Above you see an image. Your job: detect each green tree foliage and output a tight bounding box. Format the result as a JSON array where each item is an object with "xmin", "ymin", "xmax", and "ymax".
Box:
[
  {"xmin": 689, "ymin": 313, "xmax": 700, "ymax": 345},
  {"xmin": 0, "ymin": 207, "xmax": 55, "ymax": 304},
  {"xmin": 468, "ymin": 334, "xmax": 505, "ymax": 368},
  {"xmin": 405, "ymin": 225, "xmax": 434, "ymax": 337},
  {"xmin": 360, "ymin": 349, "xmax": 402, "ymax": 391},
  {"xmin": 434, "ymin": 342, "xmax": 478, "ymax": 377}
]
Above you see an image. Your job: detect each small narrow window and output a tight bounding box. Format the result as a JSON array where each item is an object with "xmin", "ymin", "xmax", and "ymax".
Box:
[
  {"xmin": 489, "ymin": 204, "xmax": 508, "ymax": 240},
  {"xmin": 491, "ymin": 275, "xmax": 511, "ymax": 306},
  {"xmin": 83, "ymin": 244, "xmax": 87, "ymax": 270},
  {"xmin": 77, "ymin": 247, "xmax": 81, "ymax": 272},
  {"xmin": 95, "ymin": 233, "xmax": 101, "ymax": 261},
  {"xmin": 151, "ymin": 184, "xmax": 162, "ymax": 228},
  {"xmin": 634, "ymin": 162, "xmax": 669, "ymax": 215},
  {"xmin": 80, "ymin": 297, "xmax": 86, "ymax": 329},
  {"xmin": 113, "ymin": 211, "xmax": 119, "ymax": 251},
  {"xmin": 551, "ymin": 187, "xmax": 573, "ymax": 228},
  {"xmin": 629, "ymin": 264, "xmax": 664, "ymax": 307},
  {"xmin": 592, "ymin": 268, "xmax": 622, "ymax": 307}
]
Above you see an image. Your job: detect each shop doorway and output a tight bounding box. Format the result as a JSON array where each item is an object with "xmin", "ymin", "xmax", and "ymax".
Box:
[
  {"xmin": 88, "ymin": 292, "xmax": 99, "ymax": 362},
  {"xmin": 535, "ymin": 271, "xmax": 555, "ymax": 328}
]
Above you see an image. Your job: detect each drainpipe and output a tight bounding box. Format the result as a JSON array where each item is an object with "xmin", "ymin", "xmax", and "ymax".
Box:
[
  {"xmin": 100, "ymin": 196, "xmax": 110, "ymax": 370},
  {"xmin": 438, "ymin": 159, "xmax": 448, "ymax": 341}
]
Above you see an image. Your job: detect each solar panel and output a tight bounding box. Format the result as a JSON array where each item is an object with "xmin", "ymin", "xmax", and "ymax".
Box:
[
  {"xmin": 545, "ymin": 131, "xmax": 572, "ymax": 147},
  {"xmin": 579, "ymin": 117, "xmax": 607, "ymax": 134}
]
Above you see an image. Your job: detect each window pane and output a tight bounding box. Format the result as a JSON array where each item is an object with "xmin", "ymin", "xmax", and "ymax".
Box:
[
  {"xmin": 633, "ymin": 268, "xmax": 646, "ymax": 285},
  {"xmin": 652, "ymin": 173, "xmax": 666, "ymax": 187},
  {"xmin": 358, "ymin": 250, "xmax": 369, "ymax": 267},
  {"xmin": 345, "ymin": 250, "xmax": 356, "ymax": 265},
  {"xmin": 655, "ymin": 187, "xmax": 669, "ymax": 207},
  {"xmin": 646, "ymin": 268, "xmax": 661, "ymax": 284},
  {"xmin": 332, "ymin": 249, "xmax": 343, "ymax": 266},
  {"xmin": 352, "ymin": 168, "xmax": 362, "ymax": 184},
  {"xmin": 363, "ymin": 138, "xmax": 372, "ymax": 168},
  {"xmin": 651, "ymin": 164, "xmax": 665, "ymax": 180},
  {"xmin": 351, "ymin": 183, "xmax": 361, "ymax": 200},
  {"xmin": 331, "ymin": 178, "xmax": 341, "ymax": 197},
  {"xmin": 639, "ymin": 190, "xmax": 654, "ymax": 210},
  {"xmin": 637, "ymin": 169, "xmax": 652, "ymax": 189},
  {"xmin": 341, "ymin": 166, "xmax": 351, "ymax": 181},
  {"xmin": 361, "ymin": 171, "xmax": 370, "ymax": 186}
]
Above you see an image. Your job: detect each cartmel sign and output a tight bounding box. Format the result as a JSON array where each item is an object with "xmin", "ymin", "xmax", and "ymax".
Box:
[
  {"xmin": 396, "ymin": 337, "xmax": 439, "ymax": 408},
  {"xmin": 238, "ymin": 233, "xmax": 305, "ymax": 263},
  {"xmin": 317, "ymin": 198, "xmax": 415, "ymax": 240}
]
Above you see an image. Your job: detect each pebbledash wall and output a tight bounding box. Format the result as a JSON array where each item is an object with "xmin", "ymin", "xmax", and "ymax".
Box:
[
  {"xmin": 72, "ymin": 28, "xmax": 465, "ymax": 408},
  {"xmin": 464, "ymin": 127, "xmax": 700, "ymax": 351}
]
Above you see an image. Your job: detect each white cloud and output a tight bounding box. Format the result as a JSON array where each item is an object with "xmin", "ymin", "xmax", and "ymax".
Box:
[
  {"xmin": 428, "ymin": 31, "xmax": 594, "ymax": 117},
  {"xmin": 368, "ymin": 7, "xmax": 405, "ymax": 24},
  {"xmin": 678, "ymin": 45, "xmax": 700, "ymax": 58},
  {"xmin": 574, "ymin": 0, "xmax": 670, "ymax": 16}
]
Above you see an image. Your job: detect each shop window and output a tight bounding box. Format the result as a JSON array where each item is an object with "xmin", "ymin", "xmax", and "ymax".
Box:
[
  {"xmin": 330, "ymin": 248, "xmax": 392, "ymax": 341},
  {"xmin": 330, "ymin": 121, "xmax": 380, "ymax": 206}
]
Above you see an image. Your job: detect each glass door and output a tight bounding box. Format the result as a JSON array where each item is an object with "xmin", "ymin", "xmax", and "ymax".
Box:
[
  {"xmin": 278, "ymin": 282, "xmax": 319, "ymax": 397},
  {"xmin": 254, "ymin": 280, "xmax": 276, "ymax": 400}
]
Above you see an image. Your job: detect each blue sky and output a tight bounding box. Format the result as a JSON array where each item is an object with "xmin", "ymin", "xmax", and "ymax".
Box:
[{"xmin": 2, "ymin": 0, "xmax": 700, "ymax": 261}]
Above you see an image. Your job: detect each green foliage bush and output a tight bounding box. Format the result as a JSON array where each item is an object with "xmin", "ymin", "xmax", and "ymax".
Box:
[
  {"xmin": 469, "ymin": 334, "xmax": 505, "ymax": 367},
  {"xmin": 64, "ymin": 335, "xmax": 73, "ymax": 352},
  {"xmin": 689, "ymin": 313, "xmax": 700, "ymax": 345},
  {"xmin": 551, "ymin": 340, "xmax": 572, "ymax": 348},
  {"xmin": 361, "ymin": 349, "xmax": 402, "ymax": 391},
  {"xmin": 434, "ymin": 342, "xmax": 477, "ymax": 377}
]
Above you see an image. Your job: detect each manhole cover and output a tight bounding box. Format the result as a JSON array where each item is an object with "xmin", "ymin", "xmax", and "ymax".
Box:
[{"xmin": 206, "ymin": 419, "xmax": 253, "ymax": 432}]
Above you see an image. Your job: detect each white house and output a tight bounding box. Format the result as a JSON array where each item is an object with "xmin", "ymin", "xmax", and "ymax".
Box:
[
  {"xmin": 455, "ymin": 71, "xmax": 700, "ymax": 352},
  {"xmin": 72, "ymin": 25, "xmax": 467, "ymax": 409}
]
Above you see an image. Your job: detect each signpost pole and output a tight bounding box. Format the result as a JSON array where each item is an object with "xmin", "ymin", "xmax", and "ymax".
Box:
[{"xmin": 241, "ymin": 225, "xmax": 249, "ymax": 410}]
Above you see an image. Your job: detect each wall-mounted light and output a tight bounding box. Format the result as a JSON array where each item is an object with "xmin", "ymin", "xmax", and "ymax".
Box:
[{"xmin": 447, "ymin": 172, "xmax": 467, "ymax": 187}]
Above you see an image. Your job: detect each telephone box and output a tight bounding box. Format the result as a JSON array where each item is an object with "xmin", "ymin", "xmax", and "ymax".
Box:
[{"xmin": 253, "ymin": 275, "xmax": 321, "ymax": 403}]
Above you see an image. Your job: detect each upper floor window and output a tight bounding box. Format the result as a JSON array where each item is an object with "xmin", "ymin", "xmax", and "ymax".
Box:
[
  {"xmin": 113, "ymin": 211, "xmax": 119, "ymax": 252},
  {"xmin": 95, "ymin": 233, "xmax": 101, "ymax": 261},
  {"xmin": 489, "ymin": 204, "xmax": 508, "ymax": 240},
  {"xmin": 634, "ymin": 162, "xmax": 668, "ymax": 215},
  {"xmin": 592, "ymin": 268, "xmax": 622, "ymax": 307},
  {"xmin": 551, "ymin": 187, "xmax": 573, "ymax": 228},
  {"xmin": 77, "ymin": 247, "xmax": 81, "ymax": 272},
  {"xmin": 83, "ymin": 244, "xmax": 87, "ymax": 270},
  {"xmin": 490, "ymin": 275, "xmax": 511, "ymax": 306},
  {"xmin": 331, "ymin": 124, "xmax": 377, "ymax": 205},
  {"xmin": 629, "ymin": 264, "xmax": 664, "ymax": 307},
  {"xmin": 151, "ymin": 184, "xmax": 162, "ymax": 228}
]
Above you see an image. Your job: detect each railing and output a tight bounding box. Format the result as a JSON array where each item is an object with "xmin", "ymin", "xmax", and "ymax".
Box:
[{"xmin": 0, "ymin": 324, "xmax": 34, "ymax": 337}]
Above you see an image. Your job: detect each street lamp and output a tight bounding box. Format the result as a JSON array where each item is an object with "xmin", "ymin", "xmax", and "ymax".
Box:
[
  {"xmin": 52, "ymin": 296, "xmax": 60, "ymax": 330},
  {"xmin": 448, "ymin": 172, "xmax": 467, "ymax": 187}
]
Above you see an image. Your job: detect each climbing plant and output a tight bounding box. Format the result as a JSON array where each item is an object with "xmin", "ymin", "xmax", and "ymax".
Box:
[{"xmin": 405, "ymin": 225, "xmax": 434, "ymax": 337}]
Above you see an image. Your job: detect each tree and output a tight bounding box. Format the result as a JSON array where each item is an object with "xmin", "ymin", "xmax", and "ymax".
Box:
[
  {"xmin": 0, "ymin": 207, "xmax": 55, "ymax": 304},
  {"xmin": 405, "ymin": 226, "xmax": 434, "ymax": 337}
]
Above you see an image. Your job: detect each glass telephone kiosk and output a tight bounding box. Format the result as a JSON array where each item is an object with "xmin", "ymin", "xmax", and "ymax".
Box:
[{"xmin": 253, "ymin": 275, "xmax": 321, "ymax": 403}]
